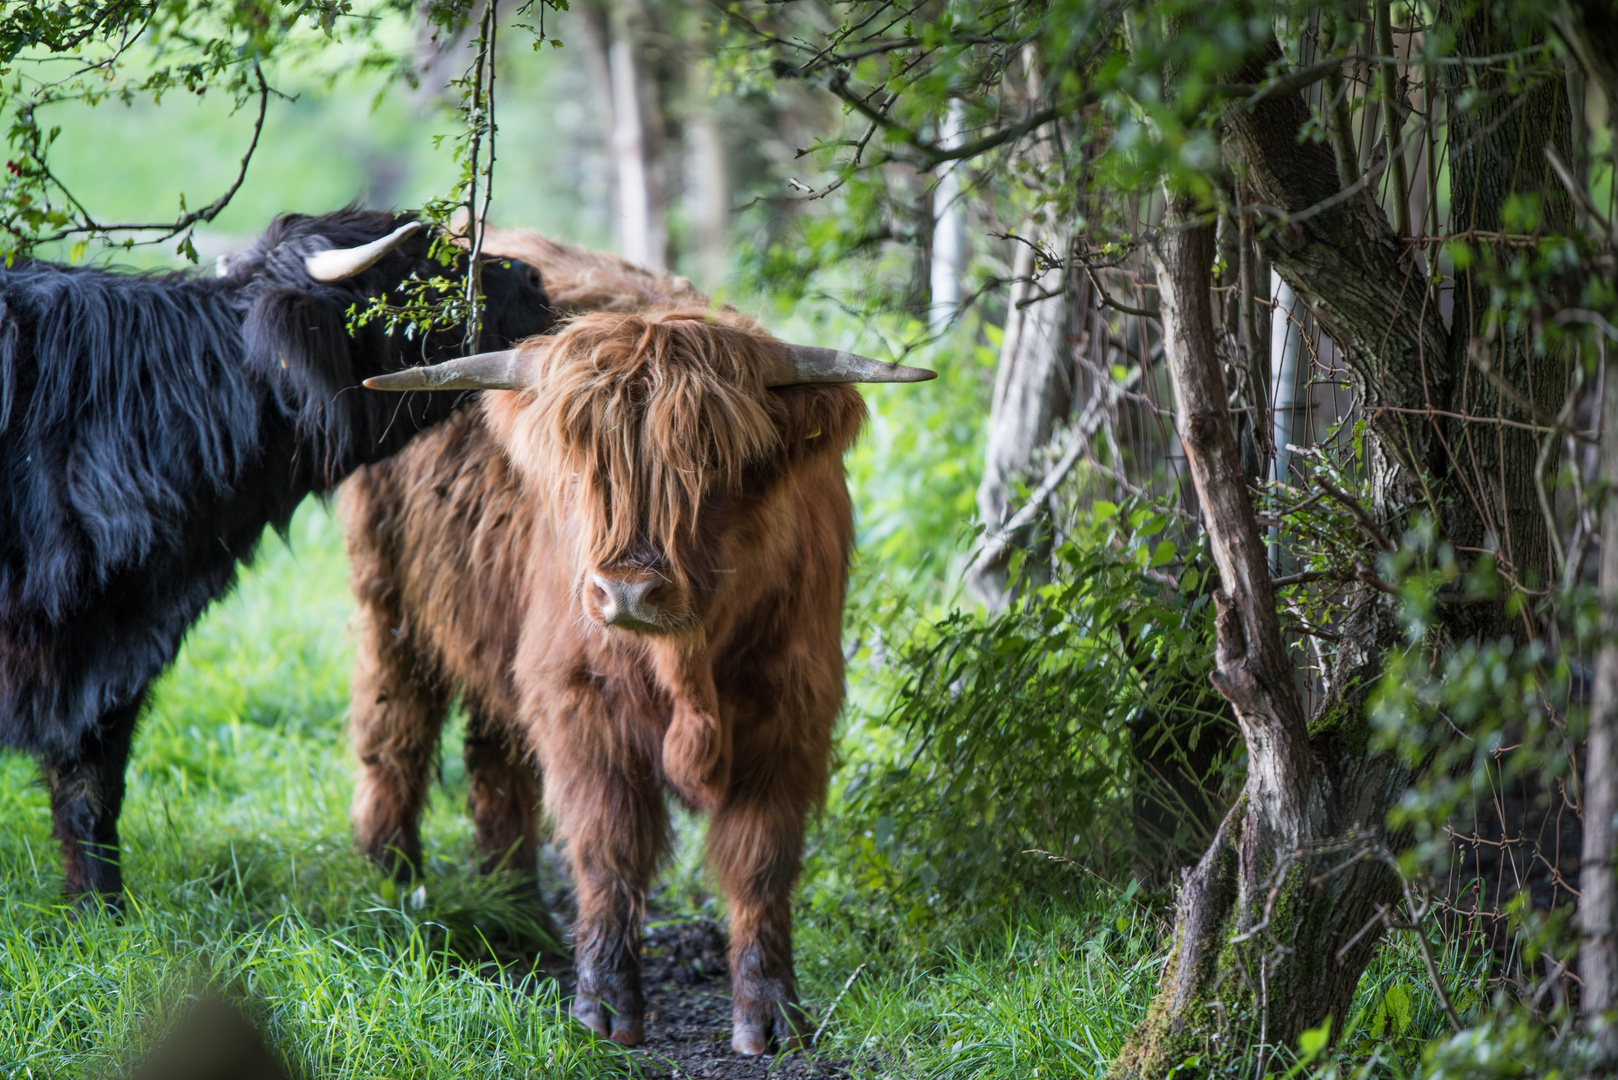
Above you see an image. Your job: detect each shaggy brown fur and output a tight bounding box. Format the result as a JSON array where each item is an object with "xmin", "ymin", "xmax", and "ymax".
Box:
[{"xmin": 340, "ymin": 231, "xmax": 865, "ymax": 1055}]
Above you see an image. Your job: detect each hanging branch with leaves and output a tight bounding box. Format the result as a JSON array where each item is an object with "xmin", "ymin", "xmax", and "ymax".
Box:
[
  {"xmin": 0, "ymin": 0, "xmax": 387, "ymax": 263},
  {"xmin": 348, "ymin": 0, "xmax": 563, "ymax": 344}
]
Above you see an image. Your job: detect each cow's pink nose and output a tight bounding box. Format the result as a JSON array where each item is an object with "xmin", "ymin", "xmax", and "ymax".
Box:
[{"xmin": 591, "ymin": 574, "xmax": 664, "ymax": 627}]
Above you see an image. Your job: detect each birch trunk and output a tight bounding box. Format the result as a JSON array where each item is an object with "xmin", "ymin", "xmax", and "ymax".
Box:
[
  {"xmin": 966, "ymin": 231, "xmax": 1073, "ymax": 608},
  {"xmin": 686, "ymin": 60, "xmax": 728, "ymax": 290},
  {"xmin": 1268, "ymin": 274, "xmax": 1303, "ymax": 573},
  {"xmin": 928, "ymin": 100, "xmax": 965, "ymax": 333},
  {"xmin": 602, "ymin": 0, "xmax": 668, "ymax": 271},
  {"xmin": 577, "ymin": 3, "xmax": 619, "ymax": 247}
]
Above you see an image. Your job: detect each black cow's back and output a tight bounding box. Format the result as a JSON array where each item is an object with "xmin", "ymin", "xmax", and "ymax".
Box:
[{"xmin": 0, "ymin": 213, "xmax": 550, "ymax": 762}]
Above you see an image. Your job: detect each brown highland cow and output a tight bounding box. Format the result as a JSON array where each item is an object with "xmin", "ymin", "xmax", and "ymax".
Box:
[{"xmin": 339, "ymin": 233, "xmax": 932, "ymax": 1054}]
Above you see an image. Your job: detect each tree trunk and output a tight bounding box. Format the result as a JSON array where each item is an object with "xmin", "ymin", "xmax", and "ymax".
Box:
[
  {"xmin": 576, "ymin": 2, "xmax": 620, "ymax": 243},
  {"xmin": 1554, "ymin": 2, "xmax": 1618, "ymax": 137},
  {"xmin": 601, "ymin": 0, "xmax": 669, "ymax": 271},
  {"xmin": 1548, "ymin": 4, "xmax": 1618, "ymax": 1045},
  {"xmin": 966, "ymin": 229, "xmax": 1074, "ymax": 608},
  {"xmin": 1268, "ymin": 273, "xmax": 1304, "ymax": 573},
  {"xmin": 1223, "ymin": 42, "xmax": 1449, "ymax": 514},
  {"xmin": 1585, "ymin": 341, "xmax": 1618, "ymax": 1052},
  {"xmin": 1115, "ymin": 29, "xmax": 1447, "ymax": 1073},
  {"xmin": 928, "ymin": 100, "xmax": 966, "ymax": 332},
  {"xmin": 686, "ymin": 59, "xmax": 728, "ymax": 291},
  {"xmin": 1112, "ymin": 194, "xmax": 1404, "ymax": 1079}
]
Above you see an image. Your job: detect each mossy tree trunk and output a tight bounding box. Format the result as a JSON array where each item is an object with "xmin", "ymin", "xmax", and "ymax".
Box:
[{"xmin": 1110, "ymin": 188, "xmax": 1406, "ymax": 1079}]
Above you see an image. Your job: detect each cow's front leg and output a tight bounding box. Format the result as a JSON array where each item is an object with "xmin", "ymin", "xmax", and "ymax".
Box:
[
  {"xmin": 44, "ymin": 695, "xmax": 141, "ymax": 911},
  {"xmin": 708, "ymin": 785, "xmax": 811, "ymax": 1055},
  {"xmin": 554, "ymin": 750, "xmax": 666, "ymax": 1045}
]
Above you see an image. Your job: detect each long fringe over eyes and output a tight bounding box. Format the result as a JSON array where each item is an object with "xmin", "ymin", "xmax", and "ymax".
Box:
[{"xmin": 522, "ymin": 309, "xmax": 783, "ymax": 580}]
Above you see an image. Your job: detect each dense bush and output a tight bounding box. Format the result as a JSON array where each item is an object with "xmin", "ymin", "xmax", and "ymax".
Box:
[{"xmin": 805, "ymin": 494, "xmax": 1237, "ymax": 936}]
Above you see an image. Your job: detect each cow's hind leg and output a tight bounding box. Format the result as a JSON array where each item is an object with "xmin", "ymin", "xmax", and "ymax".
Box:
[
  {"xmin": 708, "ymin": 775, "xmax": 812, "ymax": 1055},
  {"xmin": 463, "ymin": 704, "xmax": 541, "ymax": 879},
  {"xmin": 44, "ymin": 694, "xmax": 142, "ymax": 911},
  {"xmin": 463, "ymin": 706, "xmax": 569, "ymax": 951},
  {"xmin": 553, "ymin": 746, "xmax": 667, "ymax": 1046},
  {"xmin": 349, "ymin": 599, "xmax": 449, "ymax": 881}
]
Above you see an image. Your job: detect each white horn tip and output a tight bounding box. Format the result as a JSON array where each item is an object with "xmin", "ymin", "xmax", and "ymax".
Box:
[{"xmin": 304, "ymin": 220, "xmax": 425, "ymax": 283}]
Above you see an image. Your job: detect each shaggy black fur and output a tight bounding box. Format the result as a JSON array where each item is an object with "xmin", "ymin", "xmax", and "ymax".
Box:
[{"xmin": 0, "ymin": 209, "xmax": 552, "ymax": 902}]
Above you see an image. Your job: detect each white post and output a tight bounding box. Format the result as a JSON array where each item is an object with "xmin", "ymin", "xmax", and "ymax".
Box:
[{"xmin": 1269, "ymin": 271, "xmax": 1303, "ymax": 570}]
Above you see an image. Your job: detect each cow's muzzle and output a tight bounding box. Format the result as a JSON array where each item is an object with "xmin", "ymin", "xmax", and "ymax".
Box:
[{"xmin": 588, "ymin": 573, "xmax": 672, "ymax": 630}]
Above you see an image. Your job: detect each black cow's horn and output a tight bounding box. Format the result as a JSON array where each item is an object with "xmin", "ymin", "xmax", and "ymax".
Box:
[
  {"xmin": 363, "ymin": 343, "xmax": 550, "ymax": 392},
  {"xmin": 764, "ymin": 344, "xmax": 937, "ymax": 386},
  {"xmin": 305, "ymin": 221, "xmax": 424, "ymax": 283}
]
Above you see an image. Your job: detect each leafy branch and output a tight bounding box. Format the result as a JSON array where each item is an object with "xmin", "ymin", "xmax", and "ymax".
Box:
[{"xmin": 0, "ymin": 0, "xmax": 388, "ymax": 262}]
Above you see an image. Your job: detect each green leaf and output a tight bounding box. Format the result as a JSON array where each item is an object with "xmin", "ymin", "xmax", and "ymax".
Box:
[
  {"xmin": 1383, "ymin": 983, "xmax": 1412, "ymax": 1033},
  {"xmin": 1298, "ymin": 1018, "xmax": 1331, "ymax": 1060}
]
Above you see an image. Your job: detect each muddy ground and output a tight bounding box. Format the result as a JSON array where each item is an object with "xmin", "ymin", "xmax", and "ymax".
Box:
[{"xmin": 538, "ymin": 917, "xmax": 852, "ymax": 1080}]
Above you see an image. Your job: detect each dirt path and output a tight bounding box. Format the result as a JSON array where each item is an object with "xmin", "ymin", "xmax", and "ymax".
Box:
[{"xmin": 541, "ymin": 918, "xmax": 850, "ymax": 1080}]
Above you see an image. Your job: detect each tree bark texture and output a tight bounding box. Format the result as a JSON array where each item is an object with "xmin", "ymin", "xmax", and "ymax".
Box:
[
  {"xmin": 966, "ymin": 229, "xmax": 1075, "ymax": 608},
  {"xmin": 1441, "ymin": 3, "xmax": 1574, "ymax": 598},
  {"xmin": 1112, "ymin": 199, "xmax": 1403, "ymax": 1078},
  {"xmin": 1584, "ymin": 343, "xmax": 1618, "ymax": 1051},
  {"xmin": 1223, "ymin": 42, "xmax": 1449, "ymax": 514}
]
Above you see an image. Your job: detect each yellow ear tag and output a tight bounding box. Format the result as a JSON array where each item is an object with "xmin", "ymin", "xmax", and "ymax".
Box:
[{"xmin": 807, "ymin": 426, "xmax": 822, "ymax": 440}]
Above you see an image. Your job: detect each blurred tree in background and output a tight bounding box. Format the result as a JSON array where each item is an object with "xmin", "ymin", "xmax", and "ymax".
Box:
[{"xmin": 11, "ymin": 0, "xmax": 1618, "ymax": 1076}]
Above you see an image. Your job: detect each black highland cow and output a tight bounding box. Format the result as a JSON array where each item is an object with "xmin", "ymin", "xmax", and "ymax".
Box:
[{"xmin": 0, "ymin": 210, "xmax": 551, "ymax": 906}]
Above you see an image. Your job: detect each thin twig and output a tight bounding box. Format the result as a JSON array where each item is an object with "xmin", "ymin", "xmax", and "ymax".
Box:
[
  {"xmin": 1084, "ymin": 265, "xmax": 1158, "ymax": 317},
  {"xmin": 1544, "ymin": 143, "xmax": 1615, "ymax": 242},
  {"xmin": 810, "ymin": 963, "xmax": 867, "ymax": 1049},
  {"xmin": 1313, "ymin": 475, "xmax": 1397, "ymax": 553}
]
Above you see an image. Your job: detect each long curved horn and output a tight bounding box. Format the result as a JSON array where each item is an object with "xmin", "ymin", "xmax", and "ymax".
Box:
[
  {"xmin": 304, "ymin": 221, "xmax": 424, "ymax": 283},
  {"xmin": 764, "ymin": 344, "xmax": 937, "ymax": 386},
  {"xmin": 363, "ymin": 343, "xmax": 550, "ymax": 392}
]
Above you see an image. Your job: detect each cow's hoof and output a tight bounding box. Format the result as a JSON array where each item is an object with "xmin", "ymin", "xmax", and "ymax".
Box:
[
  {"xmin": 731, "ymin": 1000, "xmax": 809, "ymax": 1056},
  {"xmin": 732, "ymin": 1024, "xmax": 769, "ymax": 1056},
  {"xmin": 572, "ymin": 994, "xmax": 643, "ymax": 1046}
]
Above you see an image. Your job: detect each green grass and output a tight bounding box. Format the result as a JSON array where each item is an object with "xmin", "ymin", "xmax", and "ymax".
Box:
[{"xmin": 795, "ymin": 890, "xmax": 1166, "ymax": 1080}]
